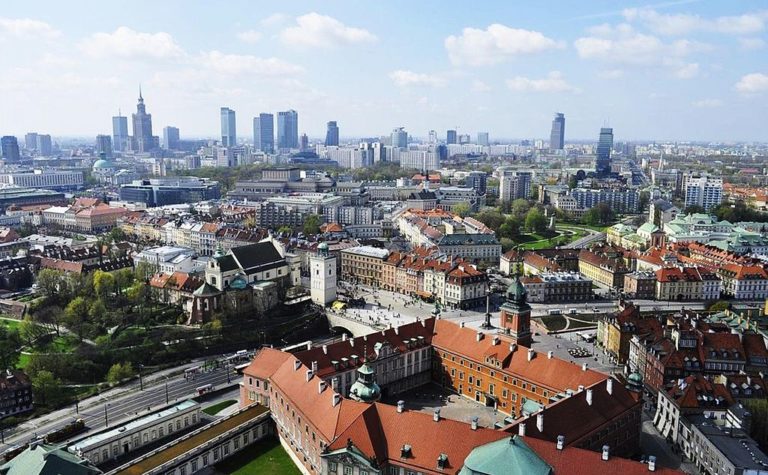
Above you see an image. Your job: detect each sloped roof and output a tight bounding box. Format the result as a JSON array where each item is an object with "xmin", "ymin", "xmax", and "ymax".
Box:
[
  {"xmin": 243, "ymin": 347, "xmax": 293, "ymax": 380},
  {"xmin": 0, "ymin": 443, "xmax": 102, "ymax": 475}
]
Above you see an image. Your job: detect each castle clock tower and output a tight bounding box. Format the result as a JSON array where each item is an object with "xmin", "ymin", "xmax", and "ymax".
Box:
[{"xmin": 499, "ymin": 276, "xmax": 532, "ymax": 347}]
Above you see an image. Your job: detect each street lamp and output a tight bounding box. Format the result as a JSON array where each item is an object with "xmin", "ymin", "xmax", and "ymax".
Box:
[
  {"xmin": 138, "ymin": 364, "xmax": 144, "ymax": 391},
  {"xmin": 104, "ymin": 403, "xmax": 110, "ymax": 427}
]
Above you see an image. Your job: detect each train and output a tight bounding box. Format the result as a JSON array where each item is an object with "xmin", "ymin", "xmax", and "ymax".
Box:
[{"xmin": 1, "ymin": 418, "xmax": 86, "ymax": 462}]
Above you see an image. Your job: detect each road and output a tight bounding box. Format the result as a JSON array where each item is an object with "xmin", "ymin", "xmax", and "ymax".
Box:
[
  {"xmin": 563, "ymin": 231, "xmax": 606, "ymax": 249},
  {"xmin": 1, "ymin": 363, "xmax": 237, "ymax": 452}
]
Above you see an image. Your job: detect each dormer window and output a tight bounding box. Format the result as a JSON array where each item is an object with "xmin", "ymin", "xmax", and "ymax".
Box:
[
  {"xmin": 401, "ymin": 444, "xmax": 412, "ymax": 458},
  {"xmin": 437, "ymin": 453, "xmax": 448, "ymax": 469}
]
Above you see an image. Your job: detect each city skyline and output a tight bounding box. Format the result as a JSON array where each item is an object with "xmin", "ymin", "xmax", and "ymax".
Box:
[{"xmin": 1, "ymin": 1, "xmax": 767, "ymax": 141}]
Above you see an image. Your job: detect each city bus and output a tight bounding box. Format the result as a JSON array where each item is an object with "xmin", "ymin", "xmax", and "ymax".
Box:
[{"xmin": 196, "ymin": 384, "xmax": 213, "ymax": 395}]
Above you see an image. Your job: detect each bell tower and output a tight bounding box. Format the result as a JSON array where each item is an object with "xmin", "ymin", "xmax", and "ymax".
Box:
[{"xmin": 499, "ymin": 275, "xmax": 532, "ymax": 347}]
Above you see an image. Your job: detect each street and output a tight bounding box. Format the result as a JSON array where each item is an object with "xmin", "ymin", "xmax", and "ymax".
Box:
[{"xmin": 1, "ymin": 362, "xmax": 237, "ymax": 452}]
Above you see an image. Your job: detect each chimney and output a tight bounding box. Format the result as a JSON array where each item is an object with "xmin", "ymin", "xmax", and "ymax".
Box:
[
  {"xmin": 363, "ymin": 335, "xmax": 368, "ymax": 342},
  {"xmin": 350, "ymin": 338, "xmax": 355, "ymax": 347},
  {"xmin": 578, "ymin": 385, "xmax": 585, "ymax": 391},
  {"xmin": 306, "ymin": 370, "xmax": 313, "ymax": 382},
  {"xmin": 322, "ymin": 345, "xmax": 328, "ymax": 355},
  {"xmin": 510, "ymin": 343, "xmax": 517, "ymax": 353},
  {"xmin": 306, "ymin": 341, "xmax": 312, "ymax": 350},
  {"xmin": 492, "ymin": 336, "xmax": 500, "ymax": 346},
  {"xmin": 518, "ymin": 423, "xmax": 526, "ymax": 437},
  {"xmin": 536, "ymin": 413, "xmax": 544, "ymax": 433},
  {"xmin": 311, "ymin": 361, "xmax": 318, "ymax": 373},
  {"xmin": 582, "ymin": 363, "xmax": 588, "ymax": 371},
  {"xmin": 342, "ymin": 333, "xmax": 348, "ymax": 341},
  {"xmin": 547, "ymin": 351, "xmax": 553, "ymax": 359},
  {"xmin": 556, "ymin": 435, "xmax": 565, "ymax": 450},
  {"xmin": 460, "ymin": 322, "xmax": 465, "ymax": 328},
  {"xmin": 471, "ymin": 416, "xmax": 479, "ymax": 430},
  {"xmin": 395, "ymin": 326, "xmax": 400, "ymax": 335},
  {"xmin": 318, "ymin": 381, "xmax": 327, "ymax": 393},
  {"xmin": 433, "ymin": 408, "xmax": 441, "ymax": 422},
  {"xmin": 476, "ymin": 332, "xmax": 484, "ymax": 342},
  {"xmin": 586, "ymin": 389, "xmax": 593, "ymax": 406},
  {"xmin": 397, "ymin": 400, "xmax": 405, "ymax": 413},
  {"xmin": 648, "ymin": 455, "xmax": 656, "ymax": 471},
  {"xmin": 601, "ymin": 445, "xmax": 610, "ymax": 461},
  {"xmin": 331, "ymin": 377, "xmax": 339, "ymax": 392},
  {"xmin": 294, "ymin": 360, "xmax": 301, "ymax": 371},
  {"xmin": 332, "ymin": 393, "xmax": 341, "ymax": 407},
  {"xmin": 528, "ymin": 348, "xmax": 535, "ymax": 361},
  {"xmin": 607, "ymin": 378, "xmax": 614, "ymax": 395},
  {"xmin": 421, "ymin": 319, "xmax": 426, "ymax": 327}
]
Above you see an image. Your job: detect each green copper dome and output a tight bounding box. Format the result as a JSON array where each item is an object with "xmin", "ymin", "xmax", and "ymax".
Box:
[
  {"xmin": 92, "ymin": 159, "xmax": 114, "ymax": 169},
  {"xmin": 506, "ymin": 276, "xmax": 527, "ymax": 304},
  {"xmin": 627, "ymin": 372, "xmax": 643, "ymax": 392},
  {"xmin": 460, "ymin": 436, "xmax": 552, "ymax": 475},
  {"xmin": 348, "ymin": 362, "xmax": 381, "ymax": 403}
]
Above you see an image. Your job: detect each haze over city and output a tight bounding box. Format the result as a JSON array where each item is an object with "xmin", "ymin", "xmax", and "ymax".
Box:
[{"xmin": 2, "ymin": 0, "xmax": 768, "ymax": 141}]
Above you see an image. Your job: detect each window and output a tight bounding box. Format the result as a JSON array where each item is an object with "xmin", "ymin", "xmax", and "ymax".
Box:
[
  {"xmin": 203, "ymin": 454, "xmax": 209, "ymax": 466},
  {"xmin": 191, "ymin": 460, "xmax": 198, "ymax": 471},
  {"xmin": 234, "ymin": 437, "xmax": 240, "ymax": 450},
  {"xmin": 213, "ymin": 448, "xmax": 219, "ymax": 460},
  {"xmin": 329, "ymin": 462, "xmax": 338, "ymax": 473},
  {"xmin": 389, "ymin": 467, "xmax": 398, "ymax": 475},
  {"xmin": 343, "ymin": 466, "xmax": 353, "ymax": 475},
  {"xmin": 180, "ymin": 467, "xmax": 186, "ymax": 475},
  {"xmin": 468, "ymin": 376, "xmax": 474, "ymax": 384}
]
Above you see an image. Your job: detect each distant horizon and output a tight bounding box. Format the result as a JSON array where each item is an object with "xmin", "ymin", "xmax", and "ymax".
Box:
[{"xmin": 1, "ymin": 1, "xmax": 767, "ymax": 141}]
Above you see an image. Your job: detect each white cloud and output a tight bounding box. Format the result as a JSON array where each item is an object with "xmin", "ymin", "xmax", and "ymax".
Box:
[
  {"xmin": 389, "ymin": 70, "xmax": 446, "ymax": 87},
  {"xmin": 445, "ymin": 24, "xmax": 562, "ymax": 66},
  {"xmin": 621, "ymin": 8, "xmax": 767, "ymax": 36},
  {"xmin": 471, "ymin": 80, "xmax": 491, "ymax": 92},
  {"xmin": 692, "ymin": 98, "xmax": 723, "ymax": 108},
  {"xmin": 261, "ymin": 13, "xmax": 288, "ymax": 28},
  {"xmin": 199, "ymin": 51, "xmax": 304, "ymax": 76},
  {"xmin": 0, "ymin": 17, "xmax": 60, "ymax": 38},
  {"xmin": 506, "ymin": 71, "xmax": 577, "ymax": 93},
  {"xmin": 735, "ymin": 72, "xmax": 768, "ymax": 93},
  {"xmin": 281, "ymin": 13, "xmax": 376, "ymax": 48},
  {"xmin": 739, "ymin": 37, "xmax": 766, "ymax": 50},
  {"xmin": 237, "ymin": 30, "xmax": 262, "ymax": 43},
  {"xmin": 598, "ymin": 69, "xmax": 624, "ymax": 79},
  {"xmin": 674, "ymin": 62, "xmax": 699, "ymax": 79},
  {"xmin": 81, "ymin": 26, "xmax": 184, "ymax": 60}
]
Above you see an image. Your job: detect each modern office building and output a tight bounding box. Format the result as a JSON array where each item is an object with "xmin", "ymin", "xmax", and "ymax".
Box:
[
  {"xmin": 446, "ymin": 129, "xmax": 457, "ymax": 144},
  {"xmin": 325, "ymin": 121, "xmax": 339, "ymax": 146},
  {"xmin": 112, "ymin": 112, "xmax": 129, "ymax": 152},
  {"xmin": 0, "ymin": 170, "xmax": 84, "ymax": 191},
  {"xmin": 465, "ymin": 171, "xmax": 488, "ymax": 195},
  {"xmin": 162, "ymin": 126, "xmax": 180, "ymax": 150},
  {"xmin": 477, "ymin": 132, "xmax": 489, "ymax": 146},
  {"xmin": 550, "ymin": 113, "xmax": 565, "ymax": 150},
  {"xmin": 685, "ymin": 175, "xmax": 723, "ymax": 212},
  {"xmin": 300, "ymin": 133, "xmax": 309, "ymax": 151},
  {"xmin": 277, "ymin": 109, "xmax": 299, "ymax": 150},
  {"xmin": 95, "ymin": 135, "xmax": 113, "ymax": 158},
  {"xmin": 37, "ymin": 134, "xmax": 52, "ymax": 156},
  {"xmin": 391, "ymin": 127, "xmax": 407, "ymax": 149},
  {"xmin": 253, "ymin": 113, "xmax": 274, "ymax": 153},
  {"xmin": 24, "ymin": 133, "xmax": 38, "ymax": 151},
  {"xmin": 220, "ymin": 107, "xmax": 236, "ymax": 147},
  {"xmin": 595, "ymin": 127, "xmax": 613, "ymax": 176},
  {"xmin": 131, "ymin": 88, "xmax": 155, "ymax": 153},
  {"xmin": 119, "ymin": 178, "xmax": 221, "ymax": 207},
  {"xmin": 1, "ymin": 136, "xmax": 20, "ymax": 161}
]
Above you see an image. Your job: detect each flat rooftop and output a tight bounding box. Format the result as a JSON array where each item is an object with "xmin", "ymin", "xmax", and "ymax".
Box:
[{"xmin": 114, "ymin": 404, "xmax": 269, "ymax": 475}]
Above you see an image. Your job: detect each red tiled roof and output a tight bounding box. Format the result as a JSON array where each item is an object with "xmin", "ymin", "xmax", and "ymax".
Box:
[{"xmin": 243, "ymin": 347, "xmax": 292, "ymax": 380}]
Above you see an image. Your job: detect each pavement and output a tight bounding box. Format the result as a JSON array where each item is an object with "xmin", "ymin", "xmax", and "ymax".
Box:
[{"xmin": 0, "ymin": 360, "xmax": 238, "ymax": 452}]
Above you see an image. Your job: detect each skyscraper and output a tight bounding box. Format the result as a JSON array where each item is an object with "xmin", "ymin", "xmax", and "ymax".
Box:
[
  {"xmin": 220, "ymin": 107, "xmax": 236, "ymax": 147},
  {"xmin": 498, "ymin": 169, "xmax": 532, "ymax": 203},
  {"xmin": 325, "ymin": 121, "xmax": 339, "ymax": 146},
  {"xmin": 96, "ymin": 135, "xmax": 113, "ymax": 158},
  {"xmin": 477, "ymin": 132, "xmax": 489, "ymax": 147},
  {"xmin": 37, "ymin": 134, "xmax": 52, "ymax": 156},
  {"xmin": 24, "ymin": 133, "xmax": 38, "ymax": 151},
  {"xmin": 277, "ymin": 110, "xmax": 299, "ymax": 149},
  {"xmin": 1, "ymin": 136, "xmax": 20, "ymax": 161},
  {"xmin": 391, "ymin": 127, "xmax": 407, "ymax": 149},
  {"xmin": 428, "ymin": 130, "xmax": 438, "ymax": 144},
  {"xmin": 684, "ymin": 175, "xmax": 723, "ymax": 212},
  {"xmin": 131, "ymin": 88, "xmax": 155, "ymax": 153},
  {"xmin": 550, "ymin": 113, "xmax": 565, "ymax": 150},
  {"xmin": 112, "ymin": 112, "xmax": 129, "ymax": 153},
  {"xmin": 163, "ymin": 126, "xmax": 180, "ymax": 150},
  {"xmin": 253, "ymin": 113, "xmax": 274, "ymax": 153},
  {"xmin": 595, "ymin": 127, "xmax": 614, "ymax": 176},
  {"xmin": 446, "ymin": 129, "xmax": 457, "ymax": 144},
  {"xmin": 300, "ymin": 133, "xmax": 309, "ymax": 151}
]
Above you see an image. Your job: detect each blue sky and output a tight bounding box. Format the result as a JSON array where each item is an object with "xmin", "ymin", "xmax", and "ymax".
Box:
[{"xmin": 1, "ymin": 0, "xmax": 767, "ymax": 142}]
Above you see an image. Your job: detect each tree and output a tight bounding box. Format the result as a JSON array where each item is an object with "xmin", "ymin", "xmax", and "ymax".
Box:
[
  {"xmin": 19, "ymin": 318, "xmax": 47, "ymax": 348},
  {"xmin": 708, "ymin": 301, "xmax": 730, "ymax": 312},
  {"xmin": 35, "ymin": 269, "xmax": 64, "ymax": 302},
  {"xmin": 32, "ymin": 370, "xmax": 62, "ymax": 406},
  {"xmin": 500, "ymin": 238, "xmax": 515, "ymax": 253},
  {"xmin": 278, "ymin": 225, "xmax": 293, "ymax": 235},
  {"xmin": 107, "ymin": 362, "xmax": 135, "ymax": 384},
  {"xmin": 31, "ymin": 304, "xmax": 65, "ymax": 337},
  {"xmin": 64, "ymin": 297, "xmax": 90, "ymax": 341},
  {"xmin": 638, "ymin": 191, "xmax": 650, "ymax": 212},
  {"xmin": 0, "ymin": 326, "xmax": 21, "ymax": 370},
  {"xmin": 303, "ymin": 214, "xmax": 322, "ymax": 236},
  {"xmin": 511, "ymin": 199, "xmax": 530, "ymax": 218},
  {"xmin": 475, "ymin": 209, "xmax": 505, "ymax": 232},
  {"xmin": 524, "ymin": 208, "xmax": 547, "ymax": 233},
  {"xmin": 93, "ymin": 270, "xmax": 116, "ymax": 302},
  {"xmin": 583, "ymin": 203, "xmax": 615, "ymax": 226},
  {"xmin": 134, "ymin": 261, "xmax": 156, "ymax": 282},
  {"xmin": 452, "ymin": 202, "xmax": 472, "ymax": 218},
  {"xmin": 568, "ymin": 175, "xmax": 579, "ymax": 189},
  {"xmin": 683, "ymin": 205, "xmax": 706, "ymax": 215},
  {"xmin": 108, "ymin": 227, "xmax": 126, "ymax": 242},
  {"xmin": 498, "ymin": 217, "xmax": 521, "ymax": 239}
]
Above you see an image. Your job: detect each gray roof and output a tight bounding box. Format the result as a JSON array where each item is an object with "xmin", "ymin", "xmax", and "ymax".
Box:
[
  {"xmin": 439, "ymin": 234, "xmax": 500, "ymax": 246},
  {"xmin": 230, "ymin": 241, "xmax": 285, "ymax": 273},
  {"xmin": 0, "ymin": 443, "xmax": 102, "ymax": 475}
]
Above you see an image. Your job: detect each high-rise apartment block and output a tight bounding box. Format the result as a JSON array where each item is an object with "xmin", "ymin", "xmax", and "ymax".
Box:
[
  {"xmin": 325, "ymin": 121, "xmax": 339, "ymax": 146},
  {"xmin": 24, "ymin": 133, "xmax": 52, "ymax": 156},
  {"xmin": 685, "ymin": 175, "xmax": 723, "ymax": 212},
  {"xmin": 499, "ymin": 169, "xmax": 532, "ymax": 203},
  {"xmin": 162, "ymin": 126, "xmax": 180, "ymax": 150},
  {"xmin": 465, "ymin": 171, "xmax": 488, "ymax": 195},
  {"xmin": 277, "ymin": 110, "xmax": 299, "ymax": 150},
  {"xmin": 95, "ymin": 135, "xmax": 113, "ymax": 158},
  {"xmin": 220, "ymin": 107, "xmax": 236, "ymax": 147},
  {"xmin": 595, "ymin": 127, "xmax": 613, "ymax": 176},
  {"xmin": 1, "ymin": 136, "xmax": 20, "ymax": 161},
  {"xmin": 550, "ymin": 113, "xmax": 565, "ymax": 150},
  {"xmin": 391, "ymin": 127, "xmax": 407, "ymax": 149},
  {"xmin": 446, "ymin": 129, "xmax": 457, "ymax": 144},
  {"xmin": 477, "ymin": 132, "xmax": 489, "ymax": 146},
  {"xmin": 253, "ymin": 113, "xmax": 274, "ymax": 153}
]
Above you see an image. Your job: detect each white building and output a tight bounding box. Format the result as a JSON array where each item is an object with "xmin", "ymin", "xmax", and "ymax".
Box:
[
  {"xmin": 0, "ymin": 169, "xmax": 84, "ymax": 191},
  {"xmin": 684, "ymin": 175, "xmax": 723, "ymax": 212},
  {"xmin": 133, "ymin": 246, "xmax": 200, "ymax": 274},
  {"xmin": 309, "ymin": 243, "xmax": 337, "ymax": 306},
  {"xmin": 498, "ymin": 169, "xmax": 532, "ymax": 203}
]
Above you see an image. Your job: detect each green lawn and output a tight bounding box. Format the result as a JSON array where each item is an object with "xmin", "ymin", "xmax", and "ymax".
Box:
[
  {"xmin": 18, "ymin": 353, "xmax": 31, "ymax": 369},
  {"xmin": 215, "ymin": 437, "xmax": 301, "ymax": 475},
  {"xmin": 203, "ymin": 399, "xmax": 238, "ymax": 416},
  {"xmin": 0, "ymin": 317, "xmax": 22, "ymax": 331}
]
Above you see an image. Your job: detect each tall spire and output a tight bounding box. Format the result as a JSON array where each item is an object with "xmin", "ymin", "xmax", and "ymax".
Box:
[{"xmin": 138, "ymin": 84, "xmax": 143, "ymax": 102}]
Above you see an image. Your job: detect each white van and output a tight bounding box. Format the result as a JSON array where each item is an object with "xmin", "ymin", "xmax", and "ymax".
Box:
[{"xmin": 548, "ymin": 309, "xmax": 562, "ymax": 315}]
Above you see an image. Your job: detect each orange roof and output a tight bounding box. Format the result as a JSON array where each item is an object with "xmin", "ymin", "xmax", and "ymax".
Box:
[
  {"xmin": 720, "ymin": 264, "xmax": 768, "ymax": 280},
  {"xmin": 432, "ymin": 320, "xmax": 606, "ymax": 392},
  {"xmin": 243, "ymin": 347, "xmax": 292, "ymax": 380}
]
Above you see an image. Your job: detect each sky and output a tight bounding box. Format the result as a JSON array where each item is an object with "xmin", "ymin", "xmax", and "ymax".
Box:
[{"xmin": 1, "ymin": 0, "xmax": 767, "ymax": 142}]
